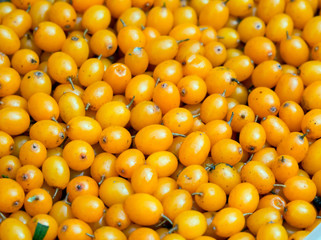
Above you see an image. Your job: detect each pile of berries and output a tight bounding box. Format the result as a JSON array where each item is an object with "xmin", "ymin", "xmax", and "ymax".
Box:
[{"xmin": 0, "ymin": 0, "xmax": 321, "ymax": 239}]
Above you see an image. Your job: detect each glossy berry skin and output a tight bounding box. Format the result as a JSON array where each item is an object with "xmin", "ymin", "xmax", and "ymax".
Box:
[
  {"xmin": 239, "ymin": 122, "xmax": 266, "ymax": 153},
  {"xmin": 177, "ymin": 165, "xmax": 208, "ymax": 194},
  {"xmin": 194, "ymin": 183, "xmax": 226, "ymax": 212},
  {"xmin": 145, "ymin": 36, "xmax": 178, "ymax": 65},
  {"xmin": 0, "ymin": 178, "xmax": 24, "ymax": 213},
  {"xmin": 134, "ymin": 124, "xmax": 173, "ymax": 155},
  {"xmin": 123, "ymin": 193, "xmax": 163, "ymax": 226},
  {"xmin": 212, "ymin": 207, "xmax": 245, "ymax": 238},
  {"xmin": 247, "ymin": 207, "xmax": 283, "ymax": 235},
  {"xmin": 0, "ymin": 218, "xmax": 32, "ymax": 240},
  {"xmin": 283, "ymin": 200, "xmax": 317, "ymax": 229},
  {"xmin": 228, "ymin": 182, "xmax": 259, "ymax": 213},
  {"xmin": 162, "ymin": 189, "xmax": 193, "ymax": 222},
  {"xmin": 0, "ymin": 25, "xmax": 20, "ymax": 55},
  {"xmin": 241, "ymin": 161, "xmax": 275, "ymax": 194},
  {"xmin": 179, "ymin": 131, "xmax": 211, "ymax": 166},
  {"xmin": 256, "ymin": 223, "xmax": 287, "ymax": 240},
  {"xmin": 71, "ymin": 195, "xmax": 105, "ymax": 223},
  {"xmin": 0, "ymin": 67, "xmax": 21, "ymax": 98},
  {"xmin": 171, "ymin": 210, "xmax": 207, "ymax": 239},
  {"xmin": 34, "ymin": 21, "xmax": 66, "ymax": 52},
  {"xmin": 58, "ymin": 218, "xmax": 93, "ymax": 240},
  {"xmin": 99, "ymin": 177, "xmax": 133, "ymax": 207}
]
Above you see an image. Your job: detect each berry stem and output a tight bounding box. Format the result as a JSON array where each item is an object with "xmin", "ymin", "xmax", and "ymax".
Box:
[
  {"xmin": 126, "ymin": 96, "xmax": 135, "ymax": 109},
  {"xmin": 193, "ymin": 113, "xmax": 200, "ymax": 118},
  {"xmin": 176, "ymin": 39, "xmax": 190, "ymax": 44},
  {"xmin": 86, "ymin": 233, "xmax": 95, "ymax": 238},
  {"xmin": 172, "ymin": 133, "xmax": 186, "ymax": 138},
  {"xmin": 192, "ymin": 192, "xmax": 203, "ymax": 196},
  {"xmin": 98, "ymin": 175, "xmax": 105, "ymax": 186},
  {"xmin": 231, "ymin": 78, "xmax": 240, "ymax": 84},
  {"xmin": 83, "ymin": 29, "xmax": 88, "ymax": 38},
  {"xmin": 227, "ymin": 112, "xmax": 234, "ymax": 125},
  {"xmin": 85, "ymin": 103, "xmax": 90, "ymax": 111},
  {"xmin": 161, "ymin": 214, "xmax": 173, "ymax": 225},
  {"xmin": 243, "ymin": 212, "xmax": 253, "ymax": 217},
  {"xmin": 300, "ymin": 132, "xmax": 308, "ymax": 140},
  {"xmin": 154, "ymin": 219, "xmax": 167, "ymax": 228},
  {"xmin": 0, "ymin": 212, "xmax": 6, "ymax": 220},
  {"xmin": 67, "ymin": 77, "xmax": 75, "ymax": 90},
  {"xmin": 63, "ymin": 193, "xmax": 71, "ymax": 206},
  {"xmin": 168, "ymin": 224, "xmax": 178, "ymax": 234},
  {"xmin": 52, "ymin": 187, "xmax": 59, "ymax": 200},
  {"xmin": 155, "ymin": 78, "xmax": 161, "ymax": 86},
  {"xmin": 245, "ymin": 154, "xmax": 254, "ymax": 164},
  {"xmin": 120, "ymin": 19, "xmax": 126, "ymax": 27},
  {"xmin": 51, "ymin": 116, "xmax": 58, "ymax": 123}
]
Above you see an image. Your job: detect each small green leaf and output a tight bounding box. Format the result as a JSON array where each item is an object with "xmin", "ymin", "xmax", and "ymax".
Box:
[
  {"xmin": 1, "ymin": 175, "xmax": 9, "ymax": 178},
  {"xmin": 32, "ymin": 223, "xmax": 49, "ymax": 240}
]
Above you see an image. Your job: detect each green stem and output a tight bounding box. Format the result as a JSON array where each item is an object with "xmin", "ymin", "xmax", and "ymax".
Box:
[
  {"xmin": 67, "ymin": 77, "xmax": 75, "ymax": 90},
  {"xmin": 0, "ymin": 212, "xmax": 6, "ymax": 220},
  {"xmin": 64, "ymin": 193, "xmax": 71, "ymax": 206},
  {"xmin": 98, "ymin": 175, "xmax": 105, "ymax": 186},
  {"xmin": 85, "ymin": 103, "xmax": 90, "ymax": 111},
  {"xmin": 172, "ymin": 133, "xmax": 186, "ymax": 138},
  {"xmin": 193, "ymin": 113, "xmax": 200, "ymax": 118},
  {"xmin": 300, "ymin": 132, "xmax": 308, "ymax": 140},
  {"xmin": 155, "ymin": 219, "xmax": 167, "ymax": 228},
  {"xmin": 205, "ymin": 163, "xmax": 215, "ymax": 170},
  {"xmin": 83, "ymin": 29, "xmax": 88, "ymax": 38},
  {"xmin": 286, "ymin": 31, "xmax": 291, "ymax": 40},
  {"xmin": 168, "ymin": 225, "xmax": 178, "ymax": 234},
  {"xmin": 191, "ymin": 192, "xmax": 203, "ymax": 196},
  {"xmin": 155, "ymin": 78, "xmax": 160, "ymax": 86},
  {"xmin": 227, "ymin": 112, "xmax": 234, "ymax": 125},
  {"xmin": 51, "ymin": 117, "xmax": 58, "ymax": 123},
  {"xmin": 52, "ymin": 188, "xmax": 59, "ymax": 200},
  {"xmin": 120, "ymin": 19, "xmax": 126, "ymax": 27},
  {"xmin": 26, "ymin": 4, "xmax": 31, "ymax": 13},
  {"xmin": 126, "ymin": 96, "xmax": 135, "ymax": 109},
  {"xmin": 231, "ymin": 78, "xmax": 240, "ymax": 84},
  {"xmin": 60, "ymin": 136, "xmax": 68, "ymax": 149},
  {"xmin": 161, "ymin": 214, "xmax": 173, "ymax": 225},
  {"xmin": 86, "ymin": 233, "xmax": 95, "ymax": 238},
  {"xmin": 176, "ymin": 39, "xmax": 189, "ymax": 44},
  {"xmin": 245, "ymin": 154, "xmax": 253, "ymax": 164},
  {"xmin": 243, "ymin": 213, "xmax": 253, "ymax": 217}
]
